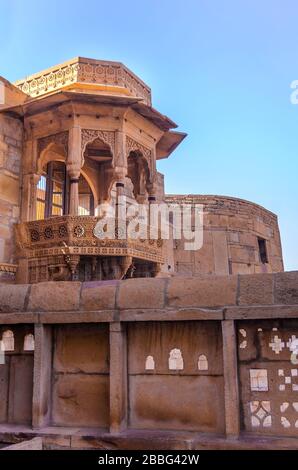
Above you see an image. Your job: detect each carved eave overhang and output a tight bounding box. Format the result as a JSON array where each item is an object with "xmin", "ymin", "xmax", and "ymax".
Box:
[
  {"xmin": 131, "ymin": 102, "xmax": 178, "ymax": 132},
  {"xmin": 1, "ymin": 90, "xmax": 180, "ymax": 133},
  {"xmin": 0, "ymin": 91, "xmax": 144, "ymax": 118},
  {"xmin": 156, "ymin": 131, "xmax": 187, "ymax": 160}
]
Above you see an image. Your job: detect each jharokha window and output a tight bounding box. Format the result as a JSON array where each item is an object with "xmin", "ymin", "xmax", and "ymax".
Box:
[{"xmin": 36, "ymin": 162, "xmax": 94, "ymax": 220}]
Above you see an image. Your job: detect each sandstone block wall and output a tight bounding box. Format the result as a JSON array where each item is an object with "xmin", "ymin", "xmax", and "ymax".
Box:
[
  {"xmin": 0, "ymin": 114, "xmax": 23, "ymax": 282},
  {"xmin": 0, "ymin": 272, "xmax": 297, "ymax": 449},
  {"xmin": 165, "ymin": 195, "xmax": 284, "ymax": 276}
]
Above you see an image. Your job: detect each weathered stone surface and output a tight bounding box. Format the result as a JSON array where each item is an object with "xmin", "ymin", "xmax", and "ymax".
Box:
[
  {"xmin": 238, "ymin": 273, "xmax": 274, "ymax": 305},
  {"xmin": 0, "ymin": 284, "xmax": 29, "ymax": 312},
  {"xmin": 28, "ymin": 282, "xmax": 81, "ymax": 311},
  {"xmin": 117, "ymin": 278, "xmax": 166, "ymax": 309},
  {"xmin": 167, "ymin": 276, "xmax": 237, "ymax": 307},
  {"xmin": 165, "ymin": 195, "xmax": 284, "ymax": 276},
  {"xmin": 80, "ymin": 281, "xmax": 117, "ymax": 310},
  {"xmin": 129, "ymin": 375, "xmax": 225, "ymax": 433},
  {"xmin": 8, "ymin": 355, "xmax": 34, "ymax": 425},
  {"xmin": 54, "ymin": 324, "xmax": 109, "ymax": 374},
  {"xmin": 2, "ymin": 437, "xmax": 43, "ymax": 450},
  {"xmin": 274, "ymin": 271, "xmax": 298, "ymax": 304},
  {"xmin": 52, "ymin": 374, "xmax": 109, "ymax": 428},
  {"xmin": 128, "ymin": 321, "xmax": 223, "ymax": 376}
]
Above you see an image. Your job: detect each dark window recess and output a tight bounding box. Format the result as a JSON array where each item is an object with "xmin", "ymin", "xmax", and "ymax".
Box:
[{"xmin": 258, "ymin": 237, "xmax": 268, "ymax": 264}]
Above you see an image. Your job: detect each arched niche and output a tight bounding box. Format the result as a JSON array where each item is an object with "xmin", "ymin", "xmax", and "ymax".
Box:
[
  {"xmin": 38, "ymin": 141, "xmax": 67, "ymax": 175},
  {"xmin": 83, "ymin": 136, "xmax": 114, "ymax": 206}
]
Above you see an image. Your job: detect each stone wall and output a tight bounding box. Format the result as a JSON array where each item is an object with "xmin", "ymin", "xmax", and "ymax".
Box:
[
  {"xmin": 0, "ymin": 272, "xmax": 297, "ymax": 449},
  {"xmin": 165, "ymin": 195, "xmax": 284, "ymax": 276},
  {"xmin": 0, "ymin": 114, "xmax": 23, "ymax": 282}
]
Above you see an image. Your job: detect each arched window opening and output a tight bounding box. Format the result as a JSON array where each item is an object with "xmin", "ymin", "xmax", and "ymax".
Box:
[
  {"xmin": 1, "ymin": 330, "xmax": 15, "ymax": 352},
  {"xmin": 36, "ymin": 161, "xmax": 67, "ymax": 219},
  {"xmin": 24, "ymin": 334, "xmax": 35, "ymax": 351},
  {"xmin": 78, "ymin": 174, "xmax": 94, "ymax": 216},
  {"xmin": 36, "ymin": 162, "xmax": 95, "ymax": 219},
  {"xmin": 83, "ymin": 137, "xmax": 113, "ymax": 204},
  {"xmin": 36, "ymin": 175, "xmax": 47, "ymax": 220}
]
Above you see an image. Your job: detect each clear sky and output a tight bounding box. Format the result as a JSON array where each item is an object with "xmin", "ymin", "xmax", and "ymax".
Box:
[{"xmin": 1, "ymin": 0, "xmax": 297, "ymax": 270}]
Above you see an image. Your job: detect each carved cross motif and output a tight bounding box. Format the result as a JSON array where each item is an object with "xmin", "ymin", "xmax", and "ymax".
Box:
[{"xmin": 269, "ymin": 335, "xmax": 285, "ymax": 354}]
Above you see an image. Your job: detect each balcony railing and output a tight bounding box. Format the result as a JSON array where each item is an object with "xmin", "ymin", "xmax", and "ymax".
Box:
[{"xmin": 15, "ymin": 215, "xmax": 164, "ymax": 265}]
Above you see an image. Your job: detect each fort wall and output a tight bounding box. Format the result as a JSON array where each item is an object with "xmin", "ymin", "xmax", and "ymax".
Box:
[
  {"xmin": 0, "ymin": 114, "xmax": 22, "ymax": 282},
  {"xmin": 0, "ymin": 272, "xmax": 297, "ymax": 449},
  {"xmin": 166, "ymin": 195, "xmax": 284, "ymax": 276}
]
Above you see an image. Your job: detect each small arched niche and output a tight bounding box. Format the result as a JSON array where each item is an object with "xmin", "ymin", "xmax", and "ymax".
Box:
[
  {"xmin": 198, "ymin": 354, "xmax": 208, "ymax": 371},
  {"xmin": 168, "ymin": 348, "xmax": 184, "ymax": 370},
  {"xmin": 145, "ymin": 355, "xmax": 155, "ymax": 371},
  {"xmin": 24, "ymin": 333, "xmax": 35, "ymax": 351},
  {"xmin": 1, "ymin": 330, "xmax": 15, "ymax": 352}
]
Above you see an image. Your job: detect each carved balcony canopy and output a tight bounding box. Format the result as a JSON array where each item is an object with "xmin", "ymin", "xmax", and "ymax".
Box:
[{"xmin": 1, "ymin": 57, "xmax": 186, "ymax": 155}]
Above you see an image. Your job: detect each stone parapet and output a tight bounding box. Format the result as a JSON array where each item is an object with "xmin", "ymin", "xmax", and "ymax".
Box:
[
  {"xmin": 0, "ymin": 272, "xmax": 297, "ymax": 450},
  {"xmin": 1, "ymin": 272, "xmax": 297, "ymax": 316}
]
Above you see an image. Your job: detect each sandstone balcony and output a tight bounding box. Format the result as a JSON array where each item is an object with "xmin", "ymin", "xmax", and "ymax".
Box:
[{"xmin": 15, "ymin": 216, "xmax": 164, "ymax": 283}]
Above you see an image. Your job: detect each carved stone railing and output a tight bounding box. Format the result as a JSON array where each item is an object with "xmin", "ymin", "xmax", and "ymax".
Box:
[
  {"xmin": 14, "ymin": 57, "xmax": 151, "ymax": 105},
  {"xmin": 15, "ymin": 215, "xmax": 163, "ymax": 264}
]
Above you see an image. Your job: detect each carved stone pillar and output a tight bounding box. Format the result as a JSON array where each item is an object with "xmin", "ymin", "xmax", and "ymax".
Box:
[
  {"xmin": 29, "ymin": 173, "xmax": 41, "ymax": 221},
  {"xmin": 67, "ymin": 126, "xmax": 82, "ymax": 215},
  {"xmin": 114, "ymin": 167, "xmax": 127, "ymax": 239},
  {"xmin": 147, "ymin": 180, "xmax": 158, "ymax": 238},
  {"xmin": 21, "ymin": 138, "xmax": 38, "ymax": 222}
]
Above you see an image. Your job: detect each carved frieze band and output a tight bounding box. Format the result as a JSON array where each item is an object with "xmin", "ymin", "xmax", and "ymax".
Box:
[
  {"xmin": 81, "ymin": 129, "xmax": 116, "ymax": 157},
  {"xmin": 15, "ymin": 60, "xmax": 151, "ymax": 105},
  {"xmin": 37, "ymin": 131, "xmax": 69, "ymax": 156}
]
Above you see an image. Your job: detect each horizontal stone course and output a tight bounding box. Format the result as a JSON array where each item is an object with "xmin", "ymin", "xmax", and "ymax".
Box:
[
  {"xmin": 0, "ymin": 272, "xmax": 297, "ymax": 316},
  {"xmin": 27, "ymin": 281, "xmax": 81, "ymax": 311},
  {"xmin": 0, "ymin": 284, "xmax": 29, "ymax": 312},
  {"xmin": 167, "ymin": 275, "xmax": 238, "ymax": 308},
  {"xmin": 117, "ymin": 278, "xmax": 166, "ymax": 309}
]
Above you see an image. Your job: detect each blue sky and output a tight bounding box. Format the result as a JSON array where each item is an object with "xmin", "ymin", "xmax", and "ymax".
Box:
[{"xmin": 1, "ymin": 0, "xmax": 297, "ymax": 270}]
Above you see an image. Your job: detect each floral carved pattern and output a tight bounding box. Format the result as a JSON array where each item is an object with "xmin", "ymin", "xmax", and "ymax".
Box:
[
  {"xmin": 15, "ymin": 59, "xmax": 151, "ymax": 105},
  {"xmin": 126, "ymin": 136, "xmax": 153, "ymax": 170},
  {"xmin": 81, "ymin": 129, "xmax": 115, "ymax": 157},
  {"xmin": 38, "ymin": 131, "xmax": 69, "ymax": 156}
]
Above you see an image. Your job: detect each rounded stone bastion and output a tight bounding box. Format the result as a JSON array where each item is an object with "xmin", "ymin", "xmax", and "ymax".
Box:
[{"xmin": 164, "ymin": 194, "xmax": 284, "ymax": 276}]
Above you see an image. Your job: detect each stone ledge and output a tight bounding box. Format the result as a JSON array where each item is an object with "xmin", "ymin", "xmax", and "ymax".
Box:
[
  {"xmin": 0, "ymin": 426, "xmax": 298, "ymax": 450},
  {"xmin": 0, "ymin": 271, "xmax": 297, "ymax": 316}
]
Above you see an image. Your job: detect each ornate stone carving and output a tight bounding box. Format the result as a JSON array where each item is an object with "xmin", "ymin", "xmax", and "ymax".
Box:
[
  {"xmin": 14, "ymin": 58, "xmax": 151, "ymax": 105},
  {"xmin": 81, "ymin": 129, "xmax": 115, "ymax": 157},
  {"xmin": 37, "ymin": 131, "xmax": 69, "ymax": 156},
  {"xmin": 15, "ymin": 215, "xmax": 164, "ymax": 283},
  {"xmin": 0, "ymin": 263, "xmax": 17, "ymax": 274},
  {"xmin": 126, "ymin": 136, "xmax": 152, "ymax": 164},
  {"xmin": 73, "ymin": 225, "xmax": 85, "ymax": 238}
]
